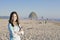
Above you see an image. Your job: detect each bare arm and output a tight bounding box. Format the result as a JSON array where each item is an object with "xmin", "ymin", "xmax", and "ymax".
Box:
[
  {"xmin": 15, "ymin": 29, "xmax": 24, "ymax": 35},
  {"xmin": 15, "ymin": 25, "xmax": 24, "ymax": 35}
]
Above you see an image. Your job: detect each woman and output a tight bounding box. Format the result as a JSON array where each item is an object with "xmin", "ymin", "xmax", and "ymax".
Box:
[{"xmin": 8, "ymin": 11, "xmax": 24, "ymax": 40}]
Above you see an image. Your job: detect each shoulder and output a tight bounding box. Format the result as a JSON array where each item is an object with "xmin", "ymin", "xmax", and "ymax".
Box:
[
  {"xmin": 8, "ymin": 23, "xmax": 11, "ymax": 26},
  {"xmin": 19, "ymin": 24, "xmax": 21, "ymax": 26},
  {"xmin": 19, "ymin": 24, "xmax": 22, "ymax": 28},
  {"xmin": 8, "ymin": 23, "xmax": 12, "ymax": 27}
]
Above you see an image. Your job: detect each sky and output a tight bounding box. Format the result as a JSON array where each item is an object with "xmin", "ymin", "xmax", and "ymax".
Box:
[{"xmin": 0, "ymin": 0, "xmax": 60, "ymax": 19}]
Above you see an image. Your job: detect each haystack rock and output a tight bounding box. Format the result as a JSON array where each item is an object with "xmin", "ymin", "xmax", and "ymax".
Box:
[{"xmin": 29, "ymin": 12, "xmax": 38, "ymax": 20}]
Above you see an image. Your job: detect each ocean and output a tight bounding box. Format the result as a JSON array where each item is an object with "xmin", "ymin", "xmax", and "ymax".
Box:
[{"xmin": 0, "ymin": 16, "xmax": 60, "ymax": 22}]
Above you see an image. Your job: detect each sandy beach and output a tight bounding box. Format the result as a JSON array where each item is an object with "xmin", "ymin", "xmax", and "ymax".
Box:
[{"xmin": 0, "ymin": 19, "xmax": 60, "ymax": 40}]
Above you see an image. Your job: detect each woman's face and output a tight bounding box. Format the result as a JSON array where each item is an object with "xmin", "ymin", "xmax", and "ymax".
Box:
[{"xmin": 12, "ymin": 13, "xmax": 17, "ymax": 22}]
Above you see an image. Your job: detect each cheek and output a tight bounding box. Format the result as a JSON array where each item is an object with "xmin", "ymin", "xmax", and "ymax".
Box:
[
  {"xmin": 14, "ymin": 17, "xmax": 17, "ymax": 20},
  {"xmin": 12, "ymin": 17, "xmax": 14, "ymax": 20}
]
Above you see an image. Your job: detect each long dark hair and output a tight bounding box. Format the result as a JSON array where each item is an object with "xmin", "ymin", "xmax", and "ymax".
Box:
[{"xmin": 9, "ymin": 11, "xmax": 19, "ymax": 27}]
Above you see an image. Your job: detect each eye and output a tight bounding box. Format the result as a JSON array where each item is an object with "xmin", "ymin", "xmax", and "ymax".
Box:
[{"xmin": 13, "ymin": 14, "xmax": 17, "ymax": 18}]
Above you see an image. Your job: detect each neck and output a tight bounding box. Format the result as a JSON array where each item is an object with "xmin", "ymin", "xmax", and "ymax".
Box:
[{"xmin": 13, "ymin": 21, "xmax": 17, "ymax": 24}]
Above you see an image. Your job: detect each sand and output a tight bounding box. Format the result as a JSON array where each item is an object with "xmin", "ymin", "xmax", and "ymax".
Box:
[{"xmin": 0, "ymin": 19, "xmax": 60, "ymax": 40}]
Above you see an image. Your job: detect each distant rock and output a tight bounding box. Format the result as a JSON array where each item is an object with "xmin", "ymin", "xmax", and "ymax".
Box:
[{"xmin": 29, "ymin": 12, "xmax": 38, "ymax": 20}]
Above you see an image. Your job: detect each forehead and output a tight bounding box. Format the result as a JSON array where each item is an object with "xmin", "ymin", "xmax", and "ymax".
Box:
[{"xmin": 13, "ymin": 13, "xmax": 17, "ymax": 16}]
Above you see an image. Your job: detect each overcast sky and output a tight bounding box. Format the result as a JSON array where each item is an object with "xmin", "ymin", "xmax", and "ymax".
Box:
[{"xmin": 0, "ymin": 0, "xmax": 60, "ymax": 19}]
